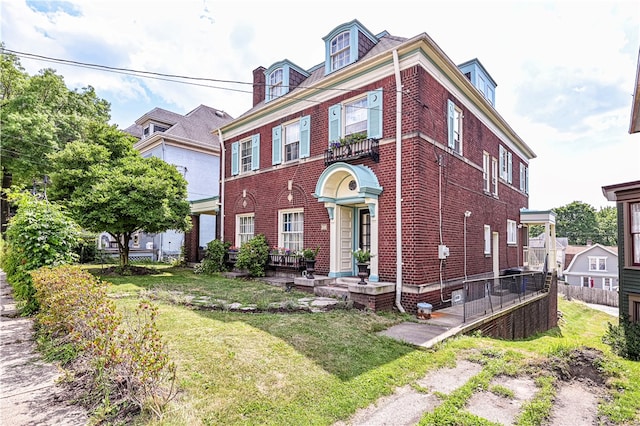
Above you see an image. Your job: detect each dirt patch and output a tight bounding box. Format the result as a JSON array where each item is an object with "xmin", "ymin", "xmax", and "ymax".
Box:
[{"xmin": 545, "ymin": 347, "xmax": 610, "ymax": 426}]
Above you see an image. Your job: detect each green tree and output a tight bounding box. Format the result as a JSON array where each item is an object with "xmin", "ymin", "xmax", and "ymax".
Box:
[
  {"xmin": 49, "ymin": 126, "xmax": 192, "ymax": 268},
  {"xmin": 595, "ymin": 206, "xmax": 617, "ymax": 246},
  {"xmin": 0, "ymin": 192, "xmax": 80, "ymax": 313},
  {"xmin": 554, "ymin": 201, "xmax": 598, "ymax": 245},
  {"xmin": 1, "ymin": 49, "xmax": 111, "ymax": 232}
]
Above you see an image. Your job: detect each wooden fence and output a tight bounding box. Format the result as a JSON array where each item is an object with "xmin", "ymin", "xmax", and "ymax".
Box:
[{"xmin": 558, "ymin": 284, "xmax": 618, "ymax": 307}]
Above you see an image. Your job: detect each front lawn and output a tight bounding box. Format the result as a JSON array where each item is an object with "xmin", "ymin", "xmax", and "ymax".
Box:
[{"xmin": 91, "ymin": 267, "xmax": 639, "ymax": 425}]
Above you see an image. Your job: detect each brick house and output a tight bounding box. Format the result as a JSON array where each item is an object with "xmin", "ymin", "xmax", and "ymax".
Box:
[{"xmin": 218, "ymin": 20, "xmax": 536, "ymax": 312}]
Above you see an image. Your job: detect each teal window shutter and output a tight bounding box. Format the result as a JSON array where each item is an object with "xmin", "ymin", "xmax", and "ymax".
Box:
[
  {"xmin": 299, "ymin": 115, "xmax": 310, "ymax": 158},
  {"xmin": 447, "ymin": 100, "xmax": 455, "ymax": 149},
  {"xmin": 251, "ymin": 134, "xmax": 260, "ymax": 171},
  {"xmin": 272, "ymin": 126, "xmax": 282, "ymax": 165},
  {"xmin": 231, "ymin": 142, "xmax": 239, "ymax": 176},
  {"xmin": 367, "ymin": 89, "xmax": 383, "ymax": 139},
  {"xmin": 328, "ymin": 104, "xmax": 341, "ymax": 143}
]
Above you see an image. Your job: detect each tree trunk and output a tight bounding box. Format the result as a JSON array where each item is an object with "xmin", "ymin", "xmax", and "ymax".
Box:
[
  {"xmin": 1, "ymin": 171, "xmax": 13, "ymax": 235},
  {"xmin": 112, "ymin": 232, "xmax": 131, "ymax": 268}
]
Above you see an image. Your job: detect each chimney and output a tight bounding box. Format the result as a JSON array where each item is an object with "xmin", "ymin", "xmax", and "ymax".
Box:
[{"xmin": 252, "ymin": 66, "xmax": 266, "ymax": 107}]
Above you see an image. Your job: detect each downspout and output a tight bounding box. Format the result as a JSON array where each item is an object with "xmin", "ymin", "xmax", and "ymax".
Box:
[
  {"xmin": 218, "ymin": 129, "xmax": 225, "ymax": 243},
  {"xmin": 393, "ymin": 49, "xmax": 405, "ymax": 313}
]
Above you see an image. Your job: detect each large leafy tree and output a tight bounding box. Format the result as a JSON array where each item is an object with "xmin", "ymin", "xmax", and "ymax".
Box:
[
  {"xmin": 554, "ymin": 201, "xmax": 598, "ymax": 245},
  {"xmin": 49, "ymin": 124, "xmax": 192, "ymax": 267},
  {"xmin": 595, "ymin": 206, "xmax": 617, "ymax": 247},
  {"xmin": 1, "ymin": 49, "xmax": 111, "ymax": 231}
]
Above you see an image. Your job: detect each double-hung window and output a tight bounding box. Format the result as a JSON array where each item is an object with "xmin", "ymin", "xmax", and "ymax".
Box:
[
  {"xmin": 581, "ymin": 276, "xmax": 594, "ymax": 288},
  {"xmin": 330, "ymin": 31, "xmax": 350, "ymax": 72},
  {"xmin": 236, "ymin": 213, "xmax": 255, "ymax": 247},
  {"xmin": 589, "ymin": 256, "xmax": 607, "ymax": 271},
  {"xmin": 279, "ymin": 209, "xmax": 304, "ymax": 252},
  {"xmin": 483, "ymin": 152, "xmax": 490, "ymax": 193},
  {"xmin": 447, "ymin": 100, "xmax": 463, "ymax": 155},
  {"xmin": 328, "ymin": 89, "xmax": 383, "ymax": 144},
  {"xmin": 240, "ymin": 140, "xmax": 252, "ymax": 173},
  {"xmin": 520, "ymin": 162, "xmax": 529, "ymax": 194},
  {"xmin": 507, "ymin": 220, "xmax": 517, "ymax": 245},
  {"xmin": 231, "ymin": 134, "xmax": 260, "ymax": 175},
  {"xmin": 484, "ymin": 225, "xmax": 491, "ymax": 255},
  {"xmin": 499, "ymin": 145, "xmax": 512, "ymax": 183},
  {"xmin": 632, "ymin": 202, "xmax": 640, "ymax": 266},
  {"xmin": 272, "ymin": 116, "xmax": 310, "ymax": 165},
  {"xmin": 268, "ymin": 68, "xmax": 284, "ymax": 100}
]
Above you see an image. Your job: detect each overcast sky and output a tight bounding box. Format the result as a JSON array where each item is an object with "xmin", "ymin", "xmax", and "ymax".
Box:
[{"xmin": 2, "ymin": 0, "xmax": 639, "ymax": 210}]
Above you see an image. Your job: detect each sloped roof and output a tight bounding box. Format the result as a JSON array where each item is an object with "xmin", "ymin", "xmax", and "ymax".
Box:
[
  {"xmin": 126, "ymin": 105, "xmax": 233, "ymax": 150},
  {"xmin": 235, "ymin": 33, "xmax": 408, "ymax": 120},
  {"xmin": 564, "ymin": 243, "xmax": 619, "ymax": 273}
]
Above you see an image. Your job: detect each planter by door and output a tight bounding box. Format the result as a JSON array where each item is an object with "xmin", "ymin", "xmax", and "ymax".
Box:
[
  {"xmin": 305, "ymin": 259, "xmax": 316, "ymax": 279},
  {"xmin": 357, "ymin": 262, "xmax": 369, "ymax": 285}
]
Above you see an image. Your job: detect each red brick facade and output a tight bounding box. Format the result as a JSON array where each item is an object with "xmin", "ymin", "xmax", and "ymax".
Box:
[{"xmin": 220, "ymin": 23, "xmax": 533, "ymax": 310}]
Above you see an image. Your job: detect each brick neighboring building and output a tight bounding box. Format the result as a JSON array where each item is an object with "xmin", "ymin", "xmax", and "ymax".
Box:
[{"xmin": 218, "ymin": 20, "xmax": 536, "ymax": 312}]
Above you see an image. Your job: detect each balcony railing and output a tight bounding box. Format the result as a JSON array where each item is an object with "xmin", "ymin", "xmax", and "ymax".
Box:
[
  {"xmin": 460, "ymin": 271, "xmax": 546, "ymax": 322},
  {"xmin": 324, "ymin": 138, "xmax": 379, "ymax": 166},
  {"xmin": 226, "ymin": 251, "xmax": 305, "ymax": 271}
]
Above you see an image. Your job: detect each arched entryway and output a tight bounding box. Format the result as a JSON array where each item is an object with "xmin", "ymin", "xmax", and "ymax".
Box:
[{"xmin": 313, "ymin": 163, "xmax": 383, "ymax": 281}]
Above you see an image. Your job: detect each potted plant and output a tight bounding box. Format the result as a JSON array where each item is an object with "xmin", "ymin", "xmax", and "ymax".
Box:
[
  {"xmin": 302, "ymin": 247, "xmax": 320, "ymax": 279},
  {"xmin": 352, "ymin": 248, "xmax": 372, "ymax": 284}
]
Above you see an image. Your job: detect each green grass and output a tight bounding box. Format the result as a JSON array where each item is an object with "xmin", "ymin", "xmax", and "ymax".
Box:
[{"xmin": 96, "ymin": 268, "xmax": 640, "ymax": 425}]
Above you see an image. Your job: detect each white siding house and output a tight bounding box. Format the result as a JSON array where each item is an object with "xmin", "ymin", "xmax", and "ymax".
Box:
[{"xmin": 563, "ymin": 243, "xmax": 619, "ymax": 290}]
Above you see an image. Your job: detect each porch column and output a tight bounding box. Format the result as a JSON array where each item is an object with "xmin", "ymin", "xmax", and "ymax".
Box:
[
  {"xmin": 366, "ymin": 198, "xmax": 379, "ymax": 282},
  {"xmin": 324, "ymin": 203, "xmax": 339, "ymax": 277},
  {"xmin": 184, "ymin": 214, "xmax": 200, "ymax": 263}
]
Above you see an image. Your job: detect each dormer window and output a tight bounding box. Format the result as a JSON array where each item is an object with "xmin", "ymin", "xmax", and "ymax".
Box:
[
  {"xmin": 330, "ymin": 31, "xmax": 351, "ymax": 72},
  {"xmin": 268, "ymin": 68, "xmax": 284, "ymax": 99},
  {"xmin": 323, "ymin": 20, "xmax": 378, "ymax": 75},
  {"xmin": 143, "ymin": 126, "xmax": 150, "ymax": 137},
  {"xmin": 263, "ymin": 61, "xmax": 310, "ymax": 103}
]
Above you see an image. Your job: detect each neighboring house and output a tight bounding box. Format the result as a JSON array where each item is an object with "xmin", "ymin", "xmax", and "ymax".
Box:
[
  {"xmin": 217, "ymin": 20, "xmax": 537, "ymax": 312},
  {"xmin": 601, "ymin": 47, "xmax": 640, "ymax": 322},
  {"xmin": 121, "ymin": 105, "xmax": 233, "ymax": 262},
  {"xmin": 563, "ymin": 244, "xmax": 619, "ymax": 290}
]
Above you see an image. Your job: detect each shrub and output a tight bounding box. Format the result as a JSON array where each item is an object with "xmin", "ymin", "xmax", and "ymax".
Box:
[
  {"xmin": 603, "ymin": 315, "xmax": 640, "ymax": 361},
  {"xmin": 236, "ymin": 234, "xmax": 269, "ymax": 277},
  {"xmin": 75, "ymin": 231, "xmax": 99, "ymax": 264},
  {"xmin": 2, "ymin": 192, "xmax": 79, "ymax": 314},
  {"xmin": 196, "ymin": 239, "xmax": 230, "ymax": 274},
  {"xmin": 31, "ymin": 265, "xmax": 177, "ymax": 421}
]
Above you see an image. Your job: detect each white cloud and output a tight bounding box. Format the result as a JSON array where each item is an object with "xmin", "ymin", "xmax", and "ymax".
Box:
[{"xmin": 2, "ymin": 0, "xmax": 639, "ymax": 210}]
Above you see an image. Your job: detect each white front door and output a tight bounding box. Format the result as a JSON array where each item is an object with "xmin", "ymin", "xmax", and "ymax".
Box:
[{"xmin": 338, "ymin": 206, "xmax": 354, "ymax": 275}]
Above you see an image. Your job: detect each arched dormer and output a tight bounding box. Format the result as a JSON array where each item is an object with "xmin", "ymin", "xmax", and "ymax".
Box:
[
  {"xmin": 322, "ymin": 19, "xmax": 378, "ymax": 75},
  {"xmin": 264, "ymin": 60, "xmax": 310, "ymax": 103}
]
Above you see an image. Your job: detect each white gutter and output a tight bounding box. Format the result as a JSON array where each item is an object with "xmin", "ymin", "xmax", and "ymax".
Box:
[
  {"xmin": 393, "ymin": 49, "xmax": 405, "ymax": 313},
  {"xmin": 218, "ymin": 129, "xmax": 225, "ymax": 242}
]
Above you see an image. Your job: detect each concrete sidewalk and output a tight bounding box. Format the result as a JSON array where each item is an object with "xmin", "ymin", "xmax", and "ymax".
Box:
[
  {"xmin": 378, "ymin": 305, "xmax": 466, "ymax": 348},
  {"xmin": 0, "ymin": 271, "xmax": 88, "ymax": 425}
]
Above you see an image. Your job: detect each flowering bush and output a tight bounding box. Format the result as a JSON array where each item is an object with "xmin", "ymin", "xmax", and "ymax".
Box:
[{"xmin": 352, "ymin": 248, "xmax": 372, "ymax": 263}]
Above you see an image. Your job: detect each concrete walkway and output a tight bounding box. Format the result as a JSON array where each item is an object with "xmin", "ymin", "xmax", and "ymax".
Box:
[{"xmin": 0, "ymin": 271, "xmax": 88, "ymax": 425}]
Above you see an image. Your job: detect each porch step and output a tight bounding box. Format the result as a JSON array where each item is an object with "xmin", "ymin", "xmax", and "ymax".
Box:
[
  {"xmin": 335, "ymin": 277, "xmax": 365, "ymax": 286},
  {"xmin": 314, "ymin": 285, "xmax": 350, "ymax": 301}
]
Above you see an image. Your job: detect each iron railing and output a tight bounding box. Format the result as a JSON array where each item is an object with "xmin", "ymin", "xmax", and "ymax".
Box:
[
  {"xmin": 324, "ymin": 138, "xmax": 380, "ymax": 166},
  {"xmin": 461, "ymin": 271, "xmax": 546, "ymax": 322}
]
